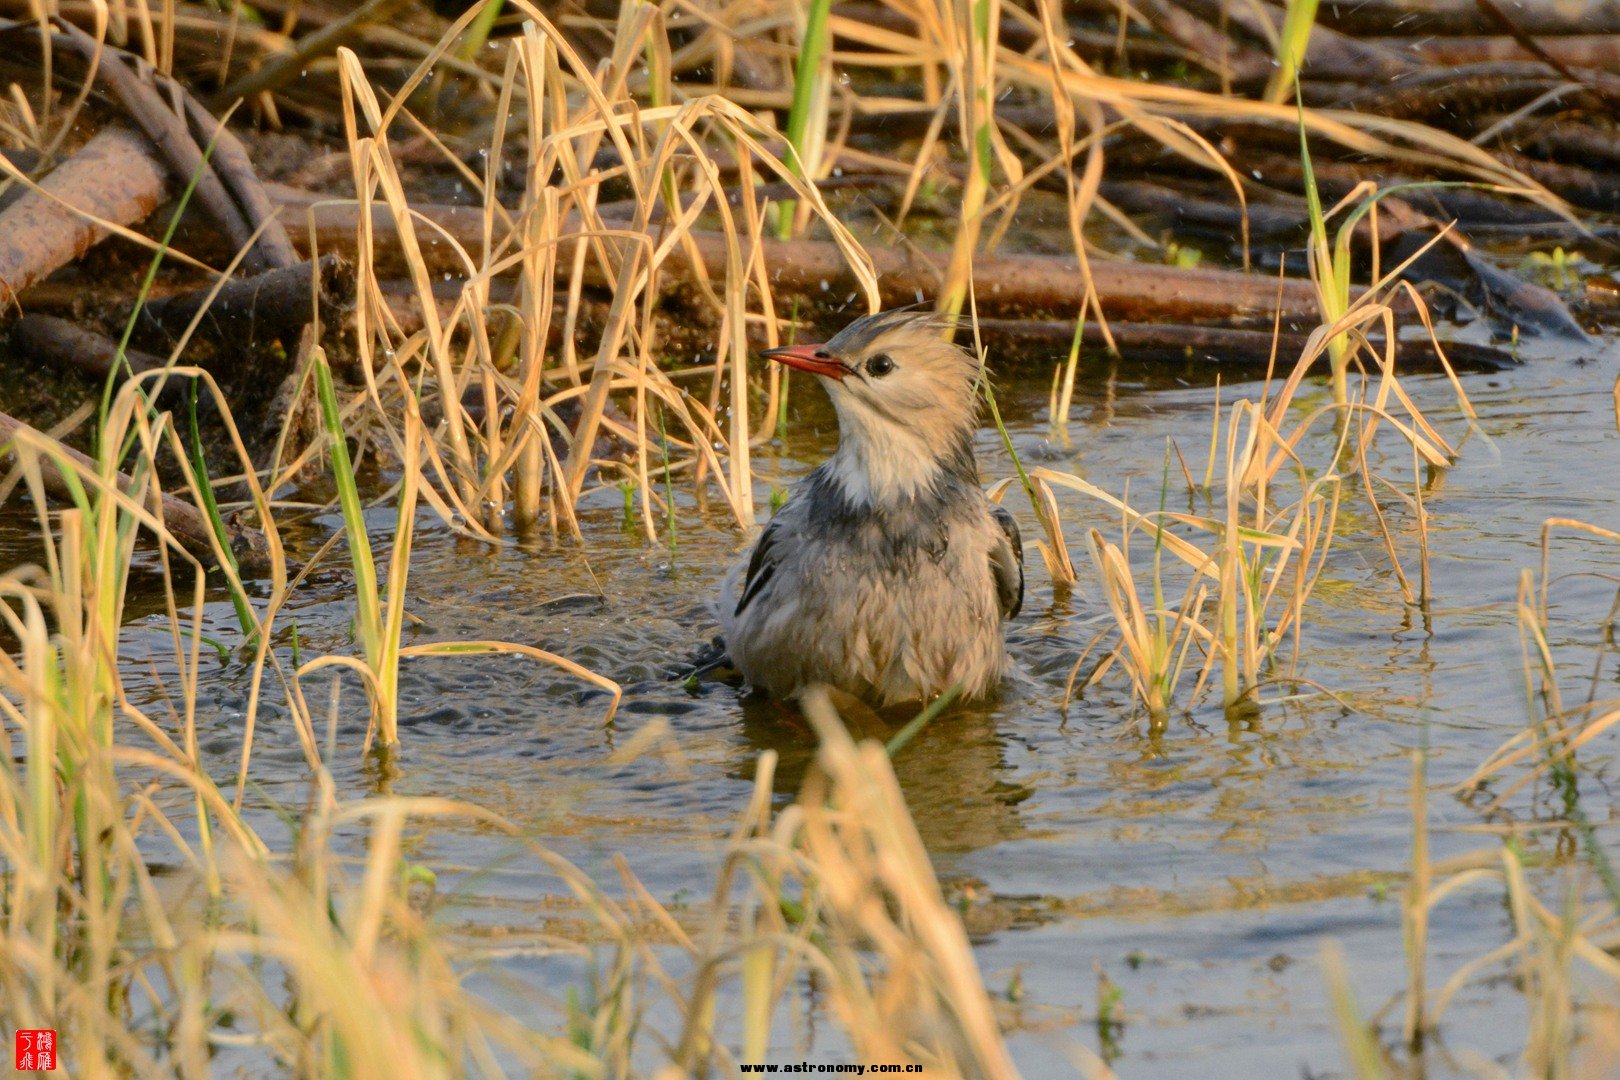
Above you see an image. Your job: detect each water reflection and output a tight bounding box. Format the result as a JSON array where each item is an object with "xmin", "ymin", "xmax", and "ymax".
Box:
[{"xmin": 736, "ymin": 691, "xmax": 1031, "ymax": 856}]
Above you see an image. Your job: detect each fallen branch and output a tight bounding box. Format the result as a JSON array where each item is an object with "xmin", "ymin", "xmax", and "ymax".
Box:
[
  {"xmin": 1173, "ymin": 0, "xmax": 1417, "ymax": 83},
  {"xmin": 0, "ymin": 409, "xmax": 266, "ymax": 569},
  {"xmin": 213, "ymin": 0, "xmax": 407, "ymax": 109},
  {"xmin": 976, "ymin": 318, "xmax": 1516, "ymax": 371},
  {"xmin": 0, "ymin": 125, "xmax": 170, "ymax": 314},
  {"xmin": 2, "ymin": 14, "xmax": 300, "ymax": 273},
  {"xmin": 133, "ymin": 254, "xmax": 348, "ymax": 347},
  {"xmin": 12, "ymin": 313, "xmax": 174, "ymax": 389},
  {"xmin": 52, "ymin": 18, "xmax": 266, "ymax": 270},
  {"xmin": 1314, "ymin": 0, "xmax": 1620, "ymax": 37},
  {"xmin": 266, "ymin": 185, "xmax": 1332, "ymax": 327},
  {"xmin": 1404, "ymin": 33, "xmax": 1620, "ymax": 70}
]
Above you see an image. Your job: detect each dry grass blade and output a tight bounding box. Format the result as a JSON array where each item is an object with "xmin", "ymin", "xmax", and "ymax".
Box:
[{"xmin": 796, "ymin": 685, "xmax": 1022, "ymax": 1078}]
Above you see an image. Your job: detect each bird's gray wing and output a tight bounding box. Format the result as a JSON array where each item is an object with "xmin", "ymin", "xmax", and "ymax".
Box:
[
  {"xmin": 989, "ymin": 503, "xmax": 1024, "ymax": 620},
  {"xmin": 734, "ymin": 513, "xmax": 791, "ymax": 618}
]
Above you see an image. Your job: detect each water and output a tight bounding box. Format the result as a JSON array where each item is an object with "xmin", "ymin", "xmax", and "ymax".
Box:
[{"xmin": 10, "ymin": 335, "xmax": 1619, "ymax": 1077}]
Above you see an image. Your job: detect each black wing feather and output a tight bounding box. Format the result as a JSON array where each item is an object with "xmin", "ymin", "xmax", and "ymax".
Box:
[
  {"xmin": 735, "ymin": 516, "xmax": 786, "ymax": 617},
  {"xmin": 989, "ymin": 503, "xmax": 1024, "ymax": 620}
]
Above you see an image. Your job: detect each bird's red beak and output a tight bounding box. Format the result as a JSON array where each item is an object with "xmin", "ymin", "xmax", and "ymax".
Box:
[{"xmin": 761, "ymin": 343, "xmax": 846, "ymax": 380}]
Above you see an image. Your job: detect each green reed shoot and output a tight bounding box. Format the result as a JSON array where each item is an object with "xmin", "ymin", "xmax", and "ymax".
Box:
[
  {"xmin": 188, "ymin": 382, "xmax": 254, "ymax": 637},
  {"xmin": 885, "ymin": 681, "xmax": 964, "ymax": 757},
  {"xmin": 619, "ymin": 478, "xmax": 639, "ymax": 535},
  {"xmin": 984, "ymin": 375, "xmax": 1077, "ymax": 586},
  {"xmin": 778, "ymin": 0, "xmax": 832, "ymax": 238},
  {"xmin": 1266, "ymin": 0, "xmax": 1321, "ymax": 105},
  {"xmin": 1297, "ymin": 92, "xmax": 1352, "ymax": 406},
  {"xmin": 313, "ymin": 348, "xmax": 413, "ymax": 749},
  {"xmin": 454, "ymin": 0, "xmax": 505, "ymax": 61},
  {"xmin": 1322, "ymin": 942, "xmax": 1389, "ymax": 1079},
  {"xmin": 657, "ymin": 405, "xmax": 678, "ymax": 550}
]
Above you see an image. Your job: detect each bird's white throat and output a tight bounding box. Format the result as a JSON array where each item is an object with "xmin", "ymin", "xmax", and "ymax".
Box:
[{"xmin": 825, "ymin": 401, "xmax": 948, "ymax": 508}]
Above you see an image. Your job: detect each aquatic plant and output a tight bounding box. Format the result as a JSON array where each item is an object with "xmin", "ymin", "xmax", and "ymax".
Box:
[
  {"xmin": 1053, "ymin": 391, "xmax": 1340, "ymax": 720},
  {"xmin": 1322, "ymin": 518, "xmax": 1620, "ymax": 1075}
]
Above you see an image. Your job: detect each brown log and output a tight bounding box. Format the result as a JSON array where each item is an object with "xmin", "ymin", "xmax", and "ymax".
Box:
[
  {"xmin": 46, "ymin": 17, "xmax": 299, "ymax": 273},
  {"xmin": 0, "ymin": 126, "xmax": 170, "ymax": 315},
  {"xmin": 265, "ymin": 185, "xmax": 1331, "ymax": 328},
  {"xmin": 133, "ymin": 255, "xmax": 349, "ymax": 346},
  {"xmin": 0, "ymin": 15, "xmax": 300, "ymax": 272},
  {"xmin": 976, "ymin": 318, "xmax": 1515, "ymax": 372},
  {"xmin": 0, "ymin": 409, "xmax": 264, "ymax": 569},
  {"xmin": 1402, "ymin": 33, "xmax": 1620, "ymax": 69},
  {"xmin": 1333, "ymin": 62, "xmax": 1620, "ymax": 121},
  {"xmin": 1312, "ymin": 0, "xmax": 1620, "ymax": 37},
  {"xmin": 271, "ymin": 175, "xmax": 1595, "ymax": 342},
  {"xmin": 1173, "ymin": 0, "xmax": 1417, "ymax": 82},
  {"xmin": 12, "ymin": 313, "xmax": 172, "ymax": 387},
  {"xmin": 48, "ymin": 18, "xmax": 264, "ymax": 270}
]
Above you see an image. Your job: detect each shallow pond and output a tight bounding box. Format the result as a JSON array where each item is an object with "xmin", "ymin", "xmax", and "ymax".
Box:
[{"xmin": 8, "ymin": 327, "xmax": 1619, "ymax": 1077}]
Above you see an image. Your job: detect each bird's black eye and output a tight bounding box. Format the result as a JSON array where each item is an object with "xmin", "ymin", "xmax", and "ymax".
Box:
[{"xmin": 865, "ymin": 353, "xmax": 895, "ymax": 377}]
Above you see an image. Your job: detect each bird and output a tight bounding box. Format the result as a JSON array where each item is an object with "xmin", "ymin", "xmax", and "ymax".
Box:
[{"xmin": 718, "ymin": 309, "xmax": 1023, "ymax": 707}]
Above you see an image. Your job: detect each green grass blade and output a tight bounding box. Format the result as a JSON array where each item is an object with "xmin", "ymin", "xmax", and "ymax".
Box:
[
  {"xmin": 886, "ymin": 682, "xmax": 964, "ymax": 758},
  {"xmin": 188, "ymin": 381, "xmax": 256, "ymax": 638},
  {"xmin": 313, "ymin": 350, "xmax": 383, "ymax": 666},
  {"xmin": 777, "ymin": 0, "xmax": 832, "ymax": 238}
]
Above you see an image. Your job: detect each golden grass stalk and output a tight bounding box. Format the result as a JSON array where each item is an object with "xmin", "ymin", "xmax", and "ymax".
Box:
[
  {"xmin": 1081, "ymin": 525, "xmax": 1211, "ymax": 720},
  {"xmin": 1383, "ymin": 521, "xmax": 1620, "ymax": 1073},
  {"xmin": 329, "ymin": 4, "xmax": 877, "ymax": 545},
  {"xmin": 1050, "ymin": 390, "xmax": 1339, "ymax": 718},
  {"xmin": 936, "ymin": 0, "xmax": 1016, "ymax": 320}
]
